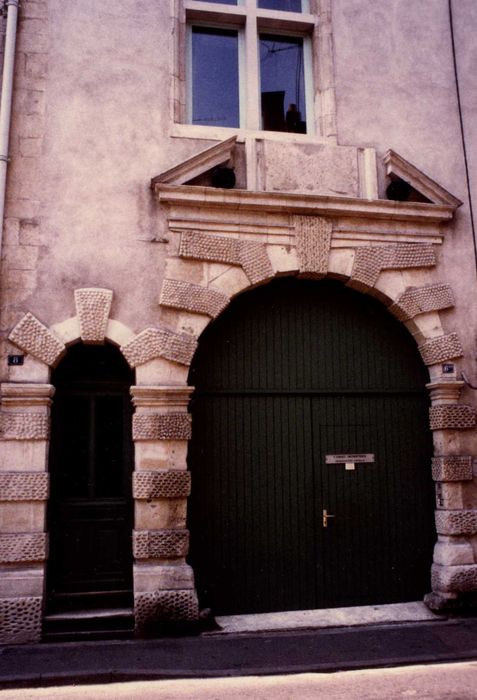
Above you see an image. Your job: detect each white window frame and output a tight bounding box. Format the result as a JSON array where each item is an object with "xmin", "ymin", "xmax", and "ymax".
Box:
[{"xmin": 171, "ymin": 0, "xmax": 338, "ymax": 142}]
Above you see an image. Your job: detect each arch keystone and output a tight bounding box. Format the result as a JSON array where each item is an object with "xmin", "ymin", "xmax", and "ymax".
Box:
[
  {"xmin": 74, "ymin": 288, "xmax": 113, "ymax": 344},
  {"xmin": 294, "ymin": 215, "xmax": 332, "ymax": 278}
]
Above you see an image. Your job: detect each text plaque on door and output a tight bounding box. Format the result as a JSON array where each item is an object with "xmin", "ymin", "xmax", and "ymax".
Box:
[{"xmin": 325, "ymin": 454, "xmax": 375, "ymax": 470}]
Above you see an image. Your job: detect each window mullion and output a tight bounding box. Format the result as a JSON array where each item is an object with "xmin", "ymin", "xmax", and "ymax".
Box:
[{"xmin": 244, "ymin": 7, "xmax": 260, "ymax": 130}]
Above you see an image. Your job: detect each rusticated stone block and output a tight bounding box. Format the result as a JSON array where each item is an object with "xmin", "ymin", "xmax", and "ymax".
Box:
[
  {"xmin": 0, "ymin": 472, "xmax": 49, "ymax": 500},
  {"xmin": 121, "ymin": 327, "xmax": 197, "ymax": 367},
  {"xmin": 74, "ymin": 288, "xmax": 113, "ymax": 343},
  {"xmin": 133, "ymin": 529, "xmax": 189, "ymax": 559},
  {"xmin": 132, "ymin": 413, "xmax": 191, "ymax": 441},
  {"xmin": 432, "ymin": 456, "xmax": 474, "ymax": 482},
  {"xmin": 0, "ymin": 596, "xmax": 42, "ymax": 644},
  {"xmin": 160, "ymin": 279, "xmax": 228, "ymax": 318},
  {"xmin": 294, "ymin": 215, "xmax": 332, "ymax": 278},
  {"xmin": 390, "ymin": 284, "xmax": 455, "ymax": 321},
  {"xmin": 135, "ymin": 589, "xmax": 199, "ymax": 631},
  {"xmin": 429, "ymin": 405, "xmax": 475, "ymax": 431},
  {"xmin": 133, "ymin": 471, "xmax": 191, "ymax": 499},
  {"xmin": 239, "ymin": 240, "xmax": 274, "ymax": 284},
  {"xmin": 431, "ymin": 563, "xmax": 477, "ymax": 593},
  {"xmin": 0, "ymin": 413, "xmax": 49, "ymax": 440},
  {"xmin": 383, "ymin": 244, "xmax": 436, "ymax": 270},
  {"xmin": 0, "ymin": 533, "xmax": 47, "ymax": 563},
  {"xmin": 350, "ymin": 244, "xmax": 436, "ymax": 290},
  {"xmin": 9, "ymin": 312, "xmax": 65, "ymax": 366},
  {"xmin": 180, "ymin": 230, "xmax": 240, "ymax": 265},
  {"xmin": 435, "ymin": 509, "xmax": 477, "ymax": 535},
  {"xmin": 419, "ymin": 333, "xmax": 463, "ymax": 366}
]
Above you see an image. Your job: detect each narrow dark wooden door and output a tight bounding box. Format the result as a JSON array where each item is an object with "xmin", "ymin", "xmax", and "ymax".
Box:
[
  {"xmin": 47, "ymin": 344, "xmax": 134, "ymax": 612},
  {"xmin": 187, "ymin": 278, "xmax": 435, "ymax": 615}
]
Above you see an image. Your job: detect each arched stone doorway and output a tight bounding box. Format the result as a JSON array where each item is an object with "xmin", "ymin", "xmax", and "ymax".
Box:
[
  {"xmin": 187, "ymin": 278, "xmax": 436, "ymax": 615},
  {"xmin": 45, "ymin": 342, "xmax": 135, "ymax": 637}
]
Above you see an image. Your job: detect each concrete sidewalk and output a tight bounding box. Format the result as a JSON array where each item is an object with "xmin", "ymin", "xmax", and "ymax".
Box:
[{"xmin": 0, "ymin": 615, "xmax": 477, "ymax": 689}]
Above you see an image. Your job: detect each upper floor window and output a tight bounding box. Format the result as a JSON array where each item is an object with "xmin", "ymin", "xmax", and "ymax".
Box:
[{"xmin": 185, "ymin": 0, "xmax": 315, "ymax": 134}]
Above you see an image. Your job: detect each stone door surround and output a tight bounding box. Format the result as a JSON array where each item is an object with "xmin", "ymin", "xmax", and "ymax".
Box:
[{"xmin": 2, "ymin": 184, "xmax": 477, "ymax": 642}]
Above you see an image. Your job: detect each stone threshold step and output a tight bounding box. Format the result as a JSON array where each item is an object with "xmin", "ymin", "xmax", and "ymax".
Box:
[
  {"xmin": 210, "ymin": 601, "xmax": 443, "ymax": 635},
  {"xmin": 44, "ymin": 607, "xmax": 133, "ymax": 622}
]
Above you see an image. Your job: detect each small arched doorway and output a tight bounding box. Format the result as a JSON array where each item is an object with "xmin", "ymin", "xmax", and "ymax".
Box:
[
  {"xmin": 187, "ymin": 278, "xmax": 435, "ymax": 616},
  {"xmin": 45, "ymin": 343, "xmax": 134, "ymax": 635}
]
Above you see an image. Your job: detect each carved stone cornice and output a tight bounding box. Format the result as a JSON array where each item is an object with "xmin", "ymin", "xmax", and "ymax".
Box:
[
  {"xmin": 425, "ymin": 380, "xmax": 465, "ymax": 405},
  {"xmin": 130, "ymin": 385, "xmax": 194, "ymax": 410},
  {"xmin": 1, "ymin": 383, "xmax": 55, "ymax": 408}
]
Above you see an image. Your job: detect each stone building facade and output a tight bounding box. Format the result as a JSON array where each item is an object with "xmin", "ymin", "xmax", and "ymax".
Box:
[{"xmin": 1, "ymin": 0, "xmax": 477, "ymax": 643}]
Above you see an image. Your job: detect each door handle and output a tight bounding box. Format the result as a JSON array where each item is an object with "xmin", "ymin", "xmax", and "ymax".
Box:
[{"xmin": 322, "ymin": 509, "xmax": 335, "ymax": 528}]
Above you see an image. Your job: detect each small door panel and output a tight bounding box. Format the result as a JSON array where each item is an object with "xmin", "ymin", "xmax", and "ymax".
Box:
[{"xmin": 47, "ymin": 344, "xmax": 134, "ymax": 611}]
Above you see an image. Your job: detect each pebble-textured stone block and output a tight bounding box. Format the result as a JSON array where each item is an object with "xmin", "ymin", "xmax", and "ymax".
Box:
[
  {"xmin": 74, "ymin": 288, "xmax": 113, "ymax": 343},
  {"xmin": 429, "ymin": 405, "xmax": 475, "ymax": 430},
  {"xmin": 384, "ymin": 244, "xmax": 436, "ymax": 270},
  {"xmin": 0, "ymin": 533, "xmax": 47, "ymax": 563},
  {"xmin": 390, "ymin": 284, "xmax": 455, "ymax": 321},
  {"xmin": 419, "ymin": 333, "xmax": 463, "ymax": 366},
  {"xmin": 160, "ymin": 279, "xmax": 228, "ymax": 318},
  {"xmin": 121, "ymin": 327, "xmax": 198, "ymax": 367},
  {"xmin": 431, "ymin": 563, "xmax": 477, "ymax": 593},
  {"xmin": 180, "ymin": 230, "xmax": 240, "ymax": 265},
  {"xmin": 132, "ymin": 413, "xmax": 192, "ymax": 441},
  {"xmin": 435, "ymin": 509, "xmax": 477, "ymax": 535},
  {"xmin": 0, "ymin": 596, "xmax": 42, "ymax": 644},
  {"xmin": 294, "ymin": 215, "xmax": 332, "ymax": 278},
  {"xmin": 0, "ymin": 413, "xmax": 49, "ymax": 440},
  {"xmin": 133, "ymin": 471, "xmax": 191, "ymax": 499},
  {"xmin": 179, "ymin": 231, "xmax": 273, "ymax": 286},
  {"xmin": 9, "ymin": 312, "xmax": 65, "ymax": 366},
  {"xmin": 432, "ymin": 456, "xmax": 474, "ymax": 482},
  {"xmin": 0, "ymin": 473, "xmax": 49, "ymax": 500},
  {"xmin": 350, "ymin": 244, "xmax": 436, "ymax": 290},
  {"xmin": 133, "ymin": 529, "xmax": 189, "ymax": 559},
  {"xmin": 239, "ymin": 240, "xmax": 274, "ymax": 284},
  {"xmin": 135, "ymin": 589, "xmax": 199, "ymax": 631}
]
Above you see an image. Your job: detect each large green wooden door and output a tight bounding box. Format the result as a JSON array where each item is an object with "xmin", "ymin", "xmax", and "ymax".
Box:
[{"xmin": 187, "ymin": 279, "xmax": 435, "ymax": 615}]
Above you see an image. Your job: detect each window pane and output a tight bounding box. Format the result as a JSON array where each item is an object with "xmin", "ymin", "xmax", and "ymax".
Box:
[
  {"xmin": 258, "ymin": 0, "xmax": 303, "ymax": 11},
  {"xmin": 191, "ymin": 27, "xmax": 240, "ymax": 128},
  {"xmin": 191, "ymin": 0, "xmax": 237, "ymax": 4},
  {"xmin": 259, "ymin": 34, "xmax": 306, "ymax": 133}
]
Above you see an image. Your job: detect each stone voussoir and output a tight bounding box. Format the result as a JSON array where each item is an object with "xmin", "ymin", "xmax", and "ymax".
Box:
[
  {"xmin": 389, "ymin": 283, "xmax": 455, "ymax": 321},
  {"xmin": 419, "ymin": 333, "xmax": 463, "ymax": 366},
  {"xmin": 350, "ymin": 243, "xmax": 436, "ymax": 290},
  {"xmin": 9, "ymin": 312, "xmax": 65, "ymax": 366},
  {"xmin": 160, "ymin": 279, "xmax": 229, "ymax": 318},
  {"xmin": 121, "ymin": 327, "xmax": 198, "ymax": 367}
]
